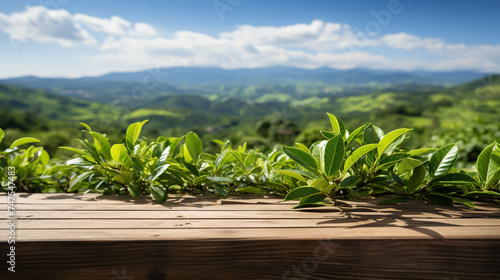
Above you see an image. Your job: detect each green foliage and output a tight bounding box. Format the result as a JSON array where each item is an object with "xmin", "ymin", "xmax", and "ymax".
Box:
[{"xmin": 1, "ymin": 112, "xmax": 499, "ymax": 209}]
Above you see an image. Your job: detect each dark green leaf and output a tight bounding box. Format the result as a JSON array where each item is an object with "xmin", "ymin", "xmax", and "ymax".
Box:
[
  {"xmin": 299, "ymin": 194, "xmax": 326, "ymax": 204},
  {"xmin": 407, "ymin": 165, "xmax": 426, "ymax": 194},
  {"xmin": 284, "ymin": 186, "xmax": 322, "ymax": 201},
  {"xmin": 149, "ymin": 184, "xmax": 167, "ymax": 204},
  {"xmin": 283, "ymin": 146, "xmax": 319, "ymax": 172},
  {"xmin": 428, "ymin": 144, "xmax": 459, "ymax": 179},
  {"xmin": 323, "ymin": 135, "xmax": 345, "ymax": 177},
  {"xmin": 185, "ymin": 131, "xmax": 202, "ymax": 163}
]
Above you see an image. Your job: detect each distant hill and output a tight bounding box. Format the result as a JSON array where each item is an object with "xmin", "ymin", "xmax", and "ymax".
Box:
[
  {"xmin": 0, "ymin": 68, "xmax": 484, "ymax": 102},
  {"xmin": 86, "ymin": 67, "xmax": 482, "ymax": 86},
  {"xmin": 0, "ymin": 83, "xmax": 116, "ymax": 121}
]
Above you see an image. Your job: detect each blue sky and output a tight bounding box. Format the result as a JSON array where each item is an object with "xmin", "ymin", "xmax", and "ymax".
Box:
[{"xmin": 0, "ymin": 0, "xmax": 499, "ymax": 78}]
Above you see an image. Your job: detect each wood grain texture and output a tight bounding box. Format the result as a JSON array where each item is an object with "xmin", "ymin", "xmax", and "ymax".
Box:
[{"xmin": 1, "ymin": 193, "xmax": 499, "ymax": 279}]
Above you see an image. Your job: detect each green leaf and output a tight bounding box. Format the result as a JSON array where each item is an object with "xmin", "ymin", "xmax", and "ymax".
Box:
[
  {"xmin": 149, "ymin": 184, "xmax": 167, "ymax": 204},
  {"xmin": 464, "ymin": 190, "xmax": 500, "ymax": 196},
  {"xmin": 397, "ymin": 158, "xmax": 423, "ymax": 174},
  {"xmin": 378, "ymin": 128, "xmax": 411, "ymax": 156},
  {"xmin": 320, "ymin": 130, "xmax": 336, "ymax": 140},
  {"xmin": 295, "ymin": 142, "xmax": 309, "ymax": 153},
  {"xmin": 431, "ymin": 173, "xmax": 478, "ymax": 186},
  {"xmin": 342, "ymin": 144, "xmax": 379, "ymax": 177},
  {"xmin": 207, "ymin": 176, "xmax": 233, "ymax": 183},
  {"xmin": 185, "ymin": 131, "xmax": 202, "ymax": 164},
  {"xmin": 363, "ymin": 124, "xmax": 384, "ymax": 145},
  {"xmin": 87, "ymin": 131, "xmax": 112, "ymax": 161},
  {"xmin": 346, "ymin": 125, "xmax": 366, "ymax": 146},
  {"xmin": 428, "ymin": 144, "xmax": 459, "ymax": 179},
  {"xmin": 407, "ymin": 148, "xmax": 436, "ymax": 156},
  {"xmin": 158, "ymin": 146, "xmax": 171, "ymax": 164},
  {"xmin": 80, "ymin": 122, "xmax": 92, "ymax": 131},
  {"xmin": 236, "ymin": 187, "xmax": 267, "ymax": 194},
  {"xmin": 10, "ymin": 137, "xmax": 40, "ymax": 149},
  {"xmin": 407, "ymin": 165, "xmax": 425, "ymax": 194},
  {"xmin": 60, "ymin": 146, "xmax": 85, "ymax": 155},
  {"xmin": 293, "ymin": 202, "xmax": 331, "ymax": 209},
  {"xmin": 378, "ymin": 196, "xmax": 409, "ymax": 205},
  {"xmin": 376, "ymin": 153, "xmax": 410, "ymax": 171},
  {"xmin": 273, "ymin": 170, "xmax": 306, "ymax": 182},
  {"xmin": 323, "ymin": 135, "xmax": 345, "ymax": 177},
  {"xmin": 363, "ymin": 124, "xmax": 383, "ymax": 164},
  {"xmin": 477, "ymin": 142, "xmax": 500, "ymax": 186},
  {"xmin": 151, "ymin": 164, "xmax": 170, "ymax": 181},
  {"xmin": 340, "ymin": 175, "xmax": 360, "ymax": 188},
  {"xmin": 214, "ymin": 186, "xmax": 229, "ymax": 196},
  {"xmin": 299, "ymin": 194, "xmax": 326, "ymax": 204},
  {"xmin": 284, "ymin": 186, "xmax": 322, "ymax": 201},
  {"xmin": 127, "ymin": 183, "xmax": 141, "ymax": 199},
  {"xmin": 327, "ymin": 113, "xmax": 341, "ymax": 135},
  {"xmin": 426, "ymin": 194, "xmax": 454, "ymax": 206},
  {"xmin": 0, "ymin": 128, "xmax": 4, "ymax": 144},
  {"xmin": 126, "ymin": 120, "xmax": 148, "ymax": 152},
  {"xmin": 111, "ymin": 144, "xmax": 127, "ymax": 163},
  {"xmin": 69, "ymin": 171, "xmax": 91, "ymax": 191},
  {"xmin": 283, "ymin": 146, "xmax": 319, "ymax": 172}
]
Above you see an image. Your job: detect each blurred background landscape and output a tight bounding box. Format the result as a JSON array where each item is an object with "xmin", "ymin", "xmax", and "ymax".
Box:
[{"xmin": 0, "ymin": 0, "xmax": 499, "ymax": 168}]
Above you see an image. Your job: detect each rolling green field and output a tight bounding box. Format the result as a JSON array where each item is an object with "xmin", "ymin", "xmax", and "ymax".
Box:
[{"xmin": 1, "ymin": 75, "xmax": 499, "ymax": 166}]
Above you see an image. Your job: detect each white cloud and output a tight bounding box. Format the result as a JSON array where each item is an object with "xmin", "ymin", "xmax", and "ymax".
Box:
[
  {"xmin": 0, "ymin": 7, "xmax": 498, "ymax": 74},
  {"xmin": 0, "ymin": 6, "xmax": 158, "ymax": 47},
  {"xmin": 74, "ymin": 14, "xmax": 157, "ymax": 37},
  {"xmin": 0, "ymin": 6, "xmax": 96, "ymax": 47}
]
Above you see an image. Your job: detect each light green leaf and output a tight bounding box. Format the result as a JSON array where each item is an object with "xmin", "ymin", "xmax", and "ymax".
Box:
[
  {"xmin": 407, "ymin": 148, "xmax": 436, "ymax": 156},
  {"xmin": 378, "ymin": 128, "xmax": 411, "ymax": 155},
  {"xmin": 111, "ymin": 144, "xmax": 127, "ymax": 163},
  {"xmin": 429, "ymin": 144, "xmax": 459, "ymax": 179},
  {"xmin": 323, "ymin": 135, "xmax": 345, "ymax": 177},
  {"xmin": 126, "ymin": 120, "xmax": 148, "ymax": 152},
  {"xmin": 207, "ymin": 176, "xmax": 233, "ymax": 183},
  {"xmin": 346, "ymin": 125, "xmax": 366, "ymax": 146},
  {"xmin": 397, "ymin": 158, "xmax": 423, "ymax": 174},
  {"xmin": 284, "ymin": 186, "xmax": 322, "ymax": 201},
  {"xmin": 295, "ymin": 143, "xmax": 309, "ymax": 153},
  {"xmin": 477, "ymin": 142, "xmax": 500, "ymax": 186},
  {"xmin": 79, "ymin": 122, "xmax": 92, "ymax": 131},
  {"xmin": 185, "ymin": 131, "xmax": 202, "ymax": 164},
  {"xmin": 273, "ymin": 170, "xmax": 306, "ymax": 182},
  {"xmin": 342, "ymin": 144, "xmax": 378, "ymax": 177},
  {"xmin": 60, "ymin": 146, "xmax": 85, "ymax": 155},
  {"xmin": 283, "ymin": 146, "xmax": 319, "ymax": 172},
  {"xmin": 327, "ymin": 113, "xmax": 341, "ymax": 135},
  {"xmin": 10, "ymin": 137, "xmax": 40, "ymax": 149},
  {"xmin": 0, "ymin": 128, "xmax": 4, "ymax": 144},
  {"xmin": 87, "ymin": 131, "xmax": 112, "ymax": 161}
]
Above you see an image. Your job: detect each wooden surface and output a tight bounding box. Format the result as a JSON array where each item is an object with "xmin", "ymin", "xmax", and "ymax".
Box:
[{"xmin": 1, "ymin": 193, "xmax": 500, "ymax": 279}]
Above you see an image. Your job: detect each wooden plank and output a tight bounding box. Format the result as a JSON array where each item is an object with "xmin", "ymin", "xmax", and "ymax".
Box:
[
  {"xmin": 11, "ymin": 217, "xmax": 500, "ymax": 229},
  {"xmin": 2, "ymin": 226, "xmax": 500, "ymax": 242},
  {"xmin": 6, "ymin": 209, "xmax": 500, "ymax": 220},
  {"xmin": 9, "ymin": 202, "xmax": 500, "ymax": 212},
  {"xmin": 1, "ymin": 239, "xmax": 499, "ymax": 280}
]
